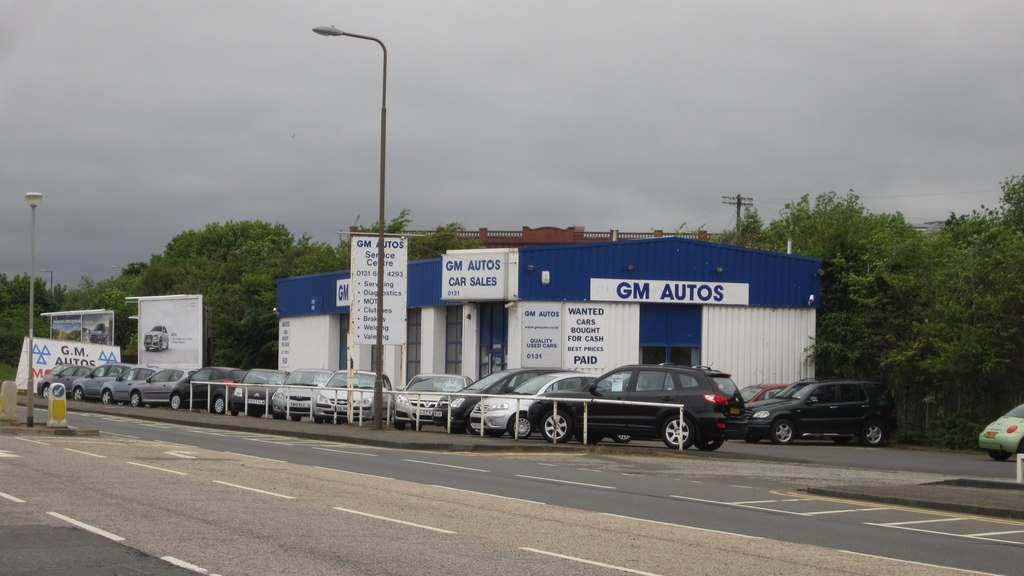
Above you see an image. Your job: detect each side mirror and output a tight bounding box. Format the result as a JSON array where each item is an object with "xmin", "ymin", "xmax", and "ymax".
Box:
[{"xmin": 588, "ymin": 382, "xmax": 602, "ymax": 396}]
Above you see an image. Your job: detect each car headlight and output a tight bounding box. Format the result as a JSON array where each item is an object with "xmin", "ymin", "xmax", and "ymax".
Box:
[
  {"xmin": 233, "ymin": 388, "xmax": 244, "ymax": 397},
  {"xmin": 753, "ymin": 410, "xmax": 771, "ymax": 419},
  {"xmin": 272, "ymin": 390, "xmax": 283, "ymax": 400},
  {"xmin": 451, "ymin": 398, "xmax": 466, "ymax": 408},
  {"xmin": 397, "ymin": 395, "xmax": 409, "ymax": 404},
  {"xmin": 316, "ymin": 394, "xmax": 330, "ymax": 403},
  {"xmin": 359, "ymin": 398, "xmax": 372, "ymax": 407},
  {"xmin": 483, "ymin": 402, "xmax": 510, "ymax": 411}
]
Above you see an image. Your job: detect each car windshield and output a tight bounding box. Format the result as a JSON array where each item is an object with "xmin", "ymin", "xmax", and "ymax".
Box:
[
  {"xmin": 774, "ymin": 381, "xmax": 813, "ymax": 399},
  {"xmin": 512, "ymin": 374, "xmax": 562, "ymax": 395},
  {"xmin": 463, "ymin": 371, "xmax": 510, "ymax": 392},
  {"xmin": 243, "ymin": 370, "xmax": 288, "ymax": 385},
  {"xmin": 739, "ymin": 386, "xmax": 764, "ymax": 401},
  {"xmin": 284, "ymin": 370, "xmax": 333, "ymax": 386},
  {"xmin": 326, "ymin": 372, "xmax": 377, "ymax": 389},
  {"xmin": 1004, "ymin": 403, "xmax": 1024, "ymax": 419},
  {"xmin": 406, "ymin": 376, "xmax": 466, "ymax": 393}
]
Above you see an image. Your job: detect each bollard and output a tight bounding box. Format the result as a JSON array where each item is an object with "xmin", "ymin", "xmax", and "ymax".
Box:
[
  {"xmin": 1, "ymin": 381, "xmax": 18, "ymax": 423},
  {"xmin": 48, "ymin": 382, "xmax": 69, "ymax": 428}
]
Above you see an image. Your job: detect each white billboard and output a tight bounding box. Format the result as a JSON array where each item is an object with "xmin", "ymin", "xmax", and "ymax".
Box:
[
  {"xmin": 136, "ymin": 295, "xmax": 204, "ymax": 369},
  {"xmin": 442, "ymin": 250, "xmax": 508, "ymax": 301},
  {"xmin": 15, "ymin": 337, "xmax": 120, "ymax": 391},
  {"xmin": 45, "ymin": 309, "xmax": 115, "ymax": 345},
  {"xmin": 349, "ymin": 235, "xmax": 407, "ymax": 345}
]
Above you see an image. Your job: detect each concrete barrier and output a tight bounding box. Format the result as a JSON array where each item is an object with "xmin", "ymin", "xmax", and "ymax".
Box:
[{"xmin": 1, "ymin": 381, "xmax": 18, "ymax": 423}]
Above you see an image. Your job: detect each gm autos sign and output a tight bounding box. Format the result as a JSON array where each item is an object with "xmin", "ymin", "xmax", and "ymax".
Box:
[
  {"xmin": 442, "ymin": 252, "xmax": 508, "ymax": 301},
  {"xmin": 590, "ymin": 278, "xmax": 749, "ymax": 306}
]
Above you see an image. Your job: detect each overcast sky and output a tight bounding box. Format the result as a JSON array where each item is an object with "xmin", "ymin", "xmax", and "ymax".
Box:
[{"xmin": 3, "ymin": 1, "xmax": 1023, "ymax": 288}]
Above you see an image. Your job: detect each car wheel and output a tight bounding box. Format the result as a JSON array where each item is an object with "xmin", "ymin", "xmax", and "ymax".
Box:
[
  {"xmin": 611, "ymin": 434, "xmax": 632, "ymax": 444},
  {"xmin": 744, "ymin": 436, "xmax": 762, "ymax": 443},
  {"xmin": 661, "ymin": 414, "xmax": 697, "ymax": 450},
  {"xmin": 101, "ymin": 389, "xmax": 113, "ymax": 405},
  {"xmin": 485, "ymin": 430, "xmax": 504, "ymax": 438},
  {"xmin": 211, "ymin": 396, "xmax": 226, "ymax": 415},
  {"xmin": 129, "ymin": 391, "xmax": 143, "ymax": 407},
  {"xmin": 466, "ymin": 422, "xmax": 480, "ymax": 435},
  {"xmin": 313, "ymin": 416, "xmax": 324, "ymax": 424},
  {"xmin": 507, "ymin": 415, "xmax": 533, "ymax": 439},
  {"xmin": 41, "ymin": 385, "xmax": 50, "ymax": 399},
  {"xmin": 169, "ymin": 393, "xmax": 183, "ymax": 410},
  {"xmin": 831, "ymin": 437, "xmax": 852, "ymax": 445},
  {"xmin": 272, "ymin": 413, "xmax": 285, "ymax": 420},
  {"xmin": 72, "ymin": 386, "xmax": 85, "ymax": 401},
  {"xmin": 540, "ymin": 409, "xmax": 573, "ymax": 444},
  {"xmin": 582, "ymin": 434, "xmax": 604, "ymax": 445},
  {"xmin": 769, "ymin": 419, "xmax": 795, "ymax": 445},
  {"xmin": 696, "ymin": 438, "xmax": 725, "ymax": 451},
  {"xmin": 394, "ymin": 421, "xmax": 407, "ymax": 431},
  {"xmin": 859, "ymin": 420, "xmax": 887, "ymax": 447},
  {"xmin": 988, "ymin": 449, "xmax": 1012, "ymax": 461},
  {"xmin": 290, "ymin": 415, "xmax": 301, "ymax": 422}
]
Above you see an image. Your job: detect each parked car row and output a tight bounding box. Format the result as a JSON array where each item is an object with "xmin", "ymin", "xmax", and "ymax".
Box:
[{"xmin": 36, "ymin": 361, "xmax": 931, "ymax": 453}]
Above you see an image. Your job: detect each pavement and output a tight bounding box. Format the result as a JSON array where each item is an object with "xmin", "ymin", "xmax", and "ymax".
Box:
[{"xmin": 6, "ymin": 397, "xmax": 1024, "ymax": 520}]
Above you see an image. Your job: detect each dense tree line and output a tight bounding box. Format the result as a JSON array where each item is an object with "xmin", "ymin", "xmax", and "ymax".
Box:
[{"xmin": 4, "ymin": 183, "xmax": 1024, "ymax": 448}]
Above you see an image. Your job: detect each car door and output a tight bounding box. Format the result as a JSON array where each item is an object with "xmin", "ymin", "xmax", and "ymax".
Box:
[
  {"xmin": 624, "ymin": 368, "xmax": 680, "ymax": 434},
  {"xmin": 799, "ymin": 383, "xmax": 838, "ymax": 435},
  {"xmin": 586, "ymin": 368, "xmax": 634, "ymax": 434},
  {"xmin": 834, "ymin": 382, "xmax": 870, "ymax": 434}
]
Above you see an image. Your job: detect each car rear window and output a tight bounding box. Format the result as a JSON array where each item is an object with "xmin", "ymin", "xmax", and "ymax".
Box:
[{"xmin": 710, "ymin": 375, "xmax": 739, "ymax": 396}]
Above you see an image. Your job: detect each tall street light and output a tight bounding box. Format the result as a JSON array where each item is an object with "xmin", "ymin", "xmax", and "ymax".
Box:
[
  {"xmin": 313, "ymin": 25, "xmax": 388, "ymax": 429},
  {"xmin": 41, "ymin": 269, "xmax": 53, "ymax": 290},
  {"xmin": 25, "ymin": 192, "xmax": 43, "ymax": 428}
]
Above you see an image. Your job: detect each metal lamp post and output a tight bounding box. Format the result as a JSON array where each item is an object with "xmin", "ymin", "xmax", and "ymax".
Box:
[
  {"xmin": 25, "ymin": 192, "xmax": 43, "ymax": 427},
  {"xmin": 41, "ymin": 269, "xmax": 53, "ymax": 290},
  {"xmin": 313, "ymin": 25, "xmax": 388, "ymax": 428}
]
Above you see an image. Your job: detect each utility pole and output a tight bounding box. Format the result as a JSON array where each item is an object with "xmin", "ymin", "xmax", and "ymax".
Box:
[{"xmin": 722, "ymin": 194, "xmax": 754, "ymax": 236}]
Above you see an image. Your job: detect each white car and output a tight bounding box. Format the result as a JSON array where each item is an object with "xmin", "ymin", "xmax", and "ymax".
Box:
[
  {"xmin": 393, "ymin": 374, "xmax": 473, "ymax": 430},
  {"xmin": 468, "ymin": 372, "xmax": 595, "ymax": 438}
]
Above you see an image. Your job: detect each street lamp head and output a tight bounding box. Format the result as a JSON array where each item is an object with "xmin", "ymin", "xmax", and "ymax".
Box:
[
  {"xmin": 313, "ymin": 25, "xmax": 345, "ymax": 37},
  {"xmin": 25, "ymin": 192, "xmax": 43, "ymax": 207}
]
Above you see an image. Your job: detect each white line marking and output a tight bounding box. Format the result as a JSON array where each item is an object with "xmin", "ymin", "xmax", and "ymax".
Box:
[
  {"xmin": 803, "ymin": 507, "xmax": 890, "ymax": 515},
  {"xmin": 622, "ymin": 473, "xmax": 645, "ymax": 477},
  {"xmin": 515, "ymin": 474, "xmax": 617, "ymax": 490},
  {"xmin": 840, "ymin": 549, "xmax": 1004, "ymax": 575},
  {"xmin": 314, "ymin": 466, "xmax": 393, "ymax": 481},
  {"xmin": 164, "ymin": 450, "xmax": 198, "ymax": 459},
  {"xmin": 403, "ymin": 459, "xmax": 489, "ymax": 472},
  {"xmin": 0, "ymin": 491, "xmax": 26, "ymax": 503},
  {"xmin": 865, "ymin": 522, "xmax": 1024, "ymax": 546},
  {"xmin": 431, "ymin": 485, "xmax": 546, "ymax": 505},
  {"xmin": 670, "ymin": 495, "xmax": 809, "ymax": 516},
  {"xmin": 728, "ymin": 485, "xmax": 754, "ymax": 489},
  {"xmin": 577, "ymin": 468, "xmax": 602, "ymax": 472},
  {"xmin": 521, "ymin": 547, "xmax": 662, "ymax": 576},
  {"xmin": 883, "ymin": 517, "xmax": 967, "ymax": 526},
  {"xmin": 212, "ymin": 480, "xmax": 295, "ymax": 499},
  {"xmin": 128, "ymin": 461, "xmax": 188, "ymax": 476},
  {"xmin": 600, "ymin": 513, "xmax": 763, "ymax": 539},
  {"xmin": 47, "ymin": 512, "xmax": 125, "ymax": 542},
  {"xmin": 161, "ymin": 556, "xmax": 209, "ymax": 573},
  {"xmin": 312, "ymin": 446, "xmax": 379, "ymax": 457},
  {"xmin": 969, "ymin": 529, "xmax": 1024, "ymax": 537},
  {"xmin": 63, "ymin": 448, "xmax": 106, "ymax": 458},
  {"xmin": 223, "ymin": 451, "xmax": 285, "ymax": 463},
  {"xmin": 536, "ymin": 463, "xmax": 557, "ymax": 467},
  {"xmin": 14, "ymin": 437, "xmax": 49, "ymax": 446},
  {"xmin": 333, "ymin": 507, "xmax": 455, "ymax": 534},
  {"xmin": 0, "ymin": 450, "xmax": 18, "ymax": 458},
  {"xmin": 99, "ymin": 431, "xmax": 139, "ymax": 439}
]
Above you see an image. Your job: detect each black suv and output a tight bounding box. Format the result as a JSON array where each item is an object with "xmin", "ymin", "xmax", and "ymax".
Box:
[
  {"xmin": 744, "ymin": 378, "xmax": 897, "ymax": 446},
  {"xmin": 432, "ymin": 368, "xmax": 561, "ymax": 433},
  {"xmin": 526, "ymin": 364, "xmax": 747, "ymax": 451}
]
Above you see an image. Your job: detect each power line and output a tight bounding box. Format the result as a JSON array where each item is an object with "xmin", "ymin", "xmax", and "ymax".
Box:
[{"xmin": 722, "ymin": 194, "xmax": 754, "ymax": 235}]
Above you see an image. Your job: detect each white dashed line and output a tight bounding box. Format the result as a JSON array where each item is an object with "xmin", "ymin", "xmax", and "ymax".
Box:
[{"xmin": 47, "ymin": 512, "xmax": 125, "ymax": 542}]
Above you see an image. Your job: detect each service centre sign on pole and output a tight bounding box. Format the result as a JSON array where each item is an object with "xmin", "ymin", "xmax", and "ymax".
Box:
[{"xmin": 349, "ymin": 235, "xmax": 408, "ymax": 345}]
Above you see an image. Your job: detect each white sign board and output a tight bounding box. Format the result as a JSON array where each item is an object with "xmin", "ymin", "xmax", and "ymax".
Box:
[
  {"xmin": 590, "ymin": 278, "xmax": 749, "ymax": 306},
  {"xmin": 335, "ymin": 279, "xmax": 350, "ymax": 307},
  {"xmin": 349, "ymin": 236, "xmax": 408, "ymax": 345},
  {"xmin": 137, "ymin": 295, "xmax": 204, "ymax": 368},
  {"xmin": 521, "ymin": 302, "xmax": 562, "ymax": 367},
  {"xmin": 278, "ymin": 319, "xmax": 291, "ymax": 371},
  {"xmin": 563, "ymin": 304, "xmax": 612, "ymax": 370},
  {"xmin": 442, "ymin": 252, "xmax": 508, "ymax": 301},
  {"xmin": 15, "ymin": 337, "xmax": 121, "ymax": 391}
]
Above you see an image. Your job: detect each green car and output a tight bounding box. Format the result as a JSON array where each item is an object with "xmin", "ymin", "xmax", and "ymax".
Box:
[{"xmin": 978, "ymin": 403, "xmax": 1024, "ymax": 460}]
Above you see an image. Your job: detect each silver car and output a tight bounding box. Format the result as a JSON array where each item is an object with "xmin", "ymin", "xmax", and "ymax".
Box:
[
  {"xmin": 313, "ymin": 371, "xmax": 393, "ymax": 424},
  {"xmin": 102, "ymin": 366, "xmax": 157, "ymax": 405},
  {"xmin": 270, "ymin": 369, "xmax": 334, "ymax": 421},
  {"xmin": 129, "ymin": 368, "xmax": 191, "ymax": 407},
  {"xmin": 392, "ymin": 374, "xmax": 472, "ymax": 430},
  {"xmin": 70, "ymin": 363, "xmax": 137, "ymax": 401},
  {"xmin": 469, "ymin": 372, "xmax": 595, "ymax": 438}
]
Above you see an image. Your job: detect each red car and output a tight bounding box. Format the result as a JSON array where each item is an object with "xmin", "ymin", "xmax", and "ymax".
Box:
[{"xmin": 740, "ymin": 384, "xmax": 787, "ymax": 403}]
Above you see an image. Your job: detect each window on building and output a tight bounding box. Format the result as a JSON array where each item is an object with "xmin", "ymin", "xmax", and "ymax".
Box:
[
  {"xmin": 406, "ymin": 308, "xmax": 421, "ymax": 380},
  {"xmin": 445, "ymin": 305, "xmax": 463, "ymax": 375}
]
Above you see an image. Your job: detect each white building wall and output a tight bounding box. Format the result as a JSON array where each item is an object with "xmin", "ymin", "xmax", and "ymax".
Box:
[
  {"xmin": 701, "ymin": 306, "xmax": 815, "ymax": 388},
  {"xmin": 279, "ymin": 315, "xmax": 340, "ymax": 371},
  {"xmin": 462, "ymin": 303, "xmax": 479, "ymax": 381},
  {"xmin": 420, "ymin": 307, "xmax": 445, "ymax": 375}
]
